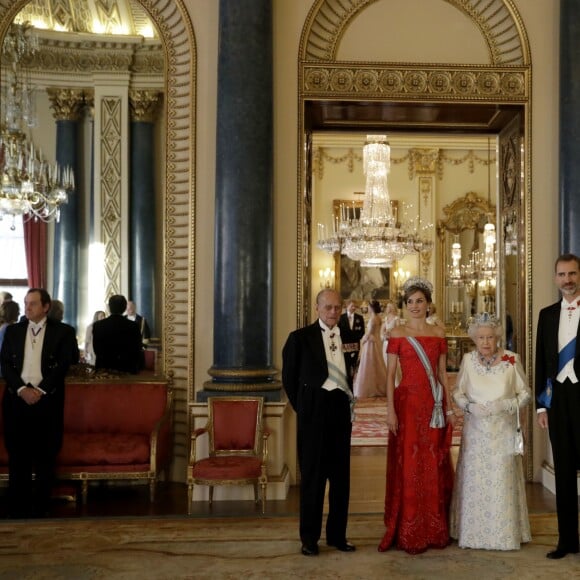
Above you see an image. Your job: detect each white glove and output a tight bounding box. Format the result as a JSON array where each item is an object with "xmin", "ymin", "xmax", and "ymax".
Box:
[
  {"xmin": 468, "ymin": 403, "xmax": 490, "ymax": 417},
  {"xmin": 486, "ymin": 399, "xmax": 514, "ymax": 415}
]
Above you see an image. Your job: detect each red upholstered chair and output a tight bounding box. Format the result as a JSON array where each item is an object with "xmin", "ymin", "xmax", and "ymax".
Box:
[{"xmin": 188, "ymin": 396, "xmax": 270, "ymax": 514}]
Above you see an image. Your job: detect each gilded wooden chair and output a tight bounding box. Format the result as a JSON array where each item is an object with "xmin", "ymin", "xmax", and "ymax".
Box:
[{"xmin": 188, "ymin": 396, "xmax": 269, "ymax": 514}]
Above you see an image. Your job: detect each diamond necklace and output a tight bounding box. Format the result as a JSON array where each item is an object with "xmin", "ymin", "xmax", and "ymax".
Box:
[{"xmin": 479, "ymin": 352, "xmax": 498, "ymax": 371}]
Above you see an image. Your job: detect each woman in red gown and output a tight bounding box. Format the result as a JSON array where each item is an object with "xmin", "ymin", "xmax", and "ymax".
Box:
[{"xmin": 378, "ymin": 277, "xmax": 457, "ymax": 554}]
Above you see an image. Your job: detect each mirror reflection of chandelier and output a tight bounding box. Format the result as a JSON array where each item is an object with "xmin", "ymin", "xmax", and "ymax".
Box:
[
  {"xmin": 317, "ymin": 135, "xmax": 433, "ymax": 268},
  {"xmin": 0, "ymin": 23, "xmax": 74, "ymax": 225},
  {"xmin": 446, "ymin": 141, "xmax": 497, "ymax": 288}
]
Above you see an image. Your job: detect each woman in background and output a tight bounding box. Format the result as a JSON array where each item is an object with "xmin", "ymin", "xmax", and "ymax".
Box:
[
  {"xmin": 84, "ymin": 310, "xmax": 106, "ymax": 365},
  {"xmin": 380, "ymin": 301, "xmax": 400, "ymax": 368},
  {"xmin": 450, "ymin": 313, "xmax": 531, "ymax": 550},
  {"xmin": 379, "ymin": 277, "xmax": 456, "ymax": 555},
  {"xmin": 353, "ymin": 300, "xmax": 387, "ymax": 398},
  {"xmin": 427, "ymin": 304, "xmax": 445, "ymax": 330}
]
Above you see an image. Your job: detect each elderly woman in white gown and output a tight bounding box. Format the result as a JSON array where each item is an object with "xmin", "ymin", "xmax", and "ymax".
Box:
[{"xmin": 450, "ymin": 313, "xmax": 531, "ymax": 551}]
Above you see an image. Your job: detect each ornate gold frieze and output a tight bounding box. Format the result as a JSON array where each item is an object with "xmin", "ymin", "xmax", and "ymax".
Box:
[
  {"xmin": 46, "ymin": 88, "xmax": 87, "ymax": 121},
  {"xmin": 129, "ymin": 90, "xmax": 162, "ymax": 122},
  {"xmin": 314, "ymin": 146, "xmax": 495, "ymax": 182},
  {"xmin": 303, "ymin": 65, "xmax": 527, "ymax": 100}
]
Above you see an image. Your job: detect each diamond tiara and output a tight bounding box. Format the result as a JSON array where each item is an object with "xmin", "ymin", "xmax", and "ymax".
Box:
[
  {"xmin": 469, "ymin": 312, "xmax": 500, "ymax": 327},
  {"xmin": 402, "ymin": 276, "xmax": 433, "ymax": 295}
]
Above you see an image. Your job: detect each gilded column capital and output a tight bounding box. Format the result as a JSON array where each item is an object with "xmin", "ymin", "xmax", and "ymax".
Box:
[
  {"xmin": 46, "ymin": 88, "xmax": 86, "ymax": 122},
  {"xmin": 410, "ymin": 148, "xmax": 439, "ymax": 175},
  {"xmin": 129, "ymin": 90, "xmax": 163, "ymax": 123}
]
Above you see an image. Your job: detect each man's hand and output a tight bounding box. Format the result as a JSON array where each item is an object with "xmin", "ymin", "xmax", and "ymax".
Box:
[
  {"xmin": 537, "ymin": 410, "xmax": 548, "ymax": 429},
  {"xmin": 19, "ymin": 387, "xmax": 42, "ymax": 405}
]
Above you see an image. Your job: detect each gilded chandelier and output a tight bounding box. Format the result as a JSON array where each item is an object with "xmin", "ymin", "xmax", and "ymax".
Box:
[
  {"xmin": 0, "ymin": 23, "xmax": 74, "ymax": 225},
  {"xmin": 317, "ymin": 135, "xmax": 433, "ymax": 268}
]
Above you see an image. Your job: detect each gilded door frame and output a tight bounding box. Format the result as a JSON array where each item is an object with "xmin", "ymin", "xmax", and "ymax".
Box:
[{"xmin": 297, "ymin": 0, "xmax": 532, "ymax": 478}]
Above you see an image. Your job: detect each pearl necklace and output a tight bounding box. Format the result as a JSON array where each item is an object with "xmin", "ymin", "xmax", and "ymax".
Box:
[{"xmin": 479, "ymin": 352, "xmax": 498, "ymax": 371}]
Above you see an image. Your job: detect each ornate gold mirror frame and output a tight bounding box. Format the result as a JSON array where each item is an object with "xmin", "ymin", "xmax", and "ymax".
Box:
[
  {"xmin": 436, "ymin": 191, "xmax": 497, "ymax": 331},
  {"xmin": 298, "ymin": 0, "xmax": 532, "ymax": 478}
]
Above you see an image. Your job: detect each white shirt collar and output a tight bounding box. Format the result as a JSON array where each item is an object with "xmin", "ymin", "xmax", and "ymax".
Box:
[
  {"xmin": 28, "ymin": 317, "xmax": 47, "ymax": 332},
  {"xmin": 319, "ymin": 320, "xmax": 340, "ymax": 334}
]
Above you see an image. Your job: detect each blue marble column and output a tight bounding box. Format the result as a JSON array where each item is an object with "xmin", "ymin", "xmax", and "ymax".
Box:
[
  {"xmin": 48, "ymin": 89, "xmax": 85, "ymax": 327},
  {"xmin": 560, "ymin": 0, "xmax": 580, "ymax": 254},
  {"xmin": 129, "ymin": 91, "xmax": 161, "ymax": 337},
  {"xmin": 201, "ymin": 0, "xmax": 280, "ymax": 401}
]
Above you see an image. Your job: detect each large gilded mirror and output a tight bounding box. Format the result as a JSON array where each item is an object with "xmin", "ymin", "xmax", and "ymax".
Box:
[{"xmin": 437, "ymin": 190, "xmax": 498, "ymax": 333}]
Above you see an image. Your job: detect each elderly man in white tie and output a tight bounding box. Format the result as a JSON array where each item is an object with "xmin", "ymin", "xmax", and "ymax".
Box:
[
  {"xmin": 536, "ymin": 253, "xmax": 580, "ymax": 560},
  {"xmin": 282, "ymin": 289, "xmax": 357, "ymax": 556}
]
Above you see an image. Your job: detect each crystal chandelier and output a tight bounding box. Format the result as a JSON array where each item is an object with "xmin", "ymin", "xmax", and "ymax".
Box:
[
  {"xmin": 0, "ymin": 23, "xmax": 73, "ymax": 225},
  {"xmin": 317, "ymin": 135, "xmax": 433, "ymax": 268}
]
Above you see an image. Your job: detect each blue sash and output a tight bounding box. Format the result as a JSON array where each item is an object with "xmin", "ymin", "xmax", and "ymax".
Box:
[
  {"xmin": 558, "ymin": 337, "xmax": 576, "ymax": 373},
  {"xmin": 540, "ymin": 337, "xmax": 578, "ymax": 409}
]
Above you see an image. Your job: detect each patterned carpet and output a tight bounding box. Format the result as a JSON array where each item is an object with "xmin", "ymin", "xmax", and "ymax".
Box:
[
  {"xmin": 352, "ymin": 397, "xmax": 388, "ymax": 446},
  {"xmin": 0, "ymin": 513, "xmax": 575, "ymax": 579}
]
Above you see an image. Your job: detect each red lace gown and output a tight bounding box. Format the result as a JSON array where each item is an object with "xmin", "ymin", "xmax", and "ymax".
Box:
[{"xmin": 378, "ymin": 336, "xmax": 454, "ymax": 555}]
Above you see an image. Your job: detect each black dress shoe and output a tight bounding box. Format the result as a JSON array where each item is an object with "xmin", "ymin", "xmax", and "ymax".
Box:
[
  {"xmin": 327, "ymin": 540, "xmax": 356, "ymax": 552},
  {"xmin": 546, "ymin": 548, "xmax": 578, "ymax": 559},
  {"xmin": 301, "ymin": 543, "xmax": 319, "ymax": 556}
]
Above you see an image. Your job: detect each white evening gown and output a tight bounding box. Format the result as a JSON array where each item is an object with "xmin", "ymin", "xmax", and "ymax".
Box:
[{"xmin": 450, "ymin": 350, "xmax": 531, "ymax": 550}]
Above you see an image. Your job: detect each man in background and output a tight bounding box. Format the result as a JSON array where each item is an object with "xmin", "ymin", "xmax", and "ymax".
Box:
[
  {"xmin": 338, "ymin": 299, "xmax": 365, "ymax": 380},
  {"xmin": 125, "ymin": 300, "xmax": 151, "ymax": 346},
  {"xmin": 93, "ymin": 295, "xmax": 144, "ymax": 374},
  {"xmin": 1, "ymin": 288, "xmax": 78, "ymax": 517}
]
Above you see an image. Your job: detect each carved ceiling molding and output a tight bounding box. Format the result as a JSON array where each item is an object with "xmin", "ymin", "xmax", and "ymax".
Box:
[
  {"xmin": 0, "ymin": 0, "xmax": 197, "ymax": 396},
  {"xmin": 15, "ymin": 0, "xmax": 156, "ymax": 37},
  {"xmin": 301, "ymin": 0, "xmax": 529, "ymax": 66}
]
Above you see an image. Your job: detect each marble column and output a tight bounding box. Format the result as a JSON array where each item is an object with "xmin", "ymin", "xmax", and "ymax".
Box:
[
  {"xmin": 201, "ymin": 0, "xmax": 280, "ymax": 401},
  {"xmin": 560, "ymin": 0, "xmax": 580, "ymax": 254},
  {"xmin": 129, "ymin": 90, "xmax": 162, "ymax": 336},
  {"xmin": 47, "ymin": 88, "xmax": 86, "ymax": 326}
]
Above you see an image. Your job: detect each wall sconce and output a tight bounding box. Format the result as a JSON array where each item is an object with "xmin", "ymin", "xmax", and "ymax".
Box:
[{"xmin": 319, "ymin": 267, "xmax": 335, "ymax": 289}]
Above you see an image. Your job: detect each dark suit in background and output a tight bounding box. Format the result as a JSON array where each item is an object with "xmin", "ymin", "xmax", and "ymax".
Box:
[
  {"xmin": 536, "ymin": 299, "xmax": 580, "ymax": 555},
  {"xmin": 93, "ymin": 314, "xmax": 144, "ymax": 373},
  {"xmin": 282, "ymin": 318, "xmax": 354, "ymax": 552},
  {"xmin": 338, "ymin": 310, "xmax": 365, "ymax": 379},
  {"xmin": 1, "ymin": 317, "xmax": 78, "ymax": 517}
]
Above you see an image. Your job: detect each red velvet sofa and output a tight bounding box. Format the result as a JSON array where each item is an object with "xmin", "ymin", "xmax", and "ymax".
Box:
[{"xmin": 0, "ymin": 373, "xmax": 173, "ymax": 503}]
